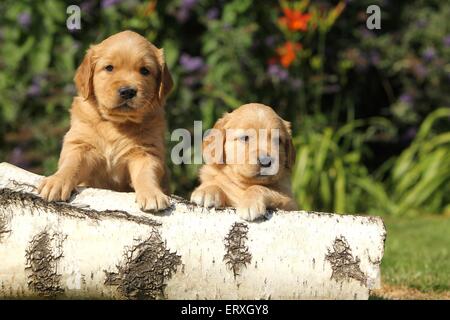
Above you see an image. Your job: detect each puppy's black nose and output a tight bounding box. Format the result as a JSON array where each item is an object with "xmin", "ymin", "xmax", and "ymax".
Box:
[
  {"xmin": 118, "ymin": 87, "xmax": 137, "ymax": 100},
  {"xmin": 258, "ymin": 156, "xmax": 272, "ymax": 168}
]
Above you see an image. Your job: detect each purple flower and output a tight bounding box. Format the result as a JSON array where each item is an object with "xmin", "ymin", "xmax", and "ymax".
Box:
[
  {"xmin": 264, "ymin": 36, "xmax": 277, "ymax": 47},
  {"xmin": 176, "ymin": 0, "xmax": 198, "ymax": 23},
  {"xmin": 72, "ymin": 41, "xmax": 82, "ymax": 51},
  {"xmin": 369, "ymin": 51, "xmax": 381, "ymax": 66},
  {"xmin": 182, "ymin": 75, "xmax": 201, "ymax": 87},
  {"xmin": 101, "ymin": 0, "xmax": 122, "ymax": 8},
  {"xmin": 267, "ymin": 64, "xmax": 288, "ymax": 81},
  {"xmin": 206, "ymin": 8, "xmax": 219, "ymax": 20},
  {"xmin": 182, "ymin": 0, "xmax": 197, "ymax": 8},
  {"xmin": 399, "ymin": 93, "xmax": 414, "ymax": 105},
  {"xmin": 324, "ymin": 84, "xmax": 340, "ymax": 94},
  {"xmin": 402, "ymin": 127, "xmax": 417, "ymax": 142},
  {"xmin": 290, "ymin": 78, "xmax": 303, "ymax": 89},
  {"xmin": 27, "ymin": 75, "xmax": 46, "ymax": 97},
  {"xmin": 81, "ymin": 0, "xmax": 96, "ymax": 12},
  {"xmin": 222, "ymin": 23, "xmax": 232, "ymax": 30},
  {"xmin": 27, "ymin": 83, "xmax": 41, "ymax": 97},
  {"xmin": 359, "ymin": 27, "xmax": 374, "ymax": 39},
  {"xmin": 413, "ymin": 63, "xmax": 428, "ymax": 80},
  {"xmin": 422, "ymin": 47, "xmax": 436, "ymax": 62},
  {"xmin": 8, "ymin": 147, "xmax": 29, "ymax": 169},
  {"xmin": 416, "ymin": 19, "xmax": 427, "ymax": 28},
  {"xmin": 64, "ymin": 84, "xmax": 77, "ymax": 96},
  {"xmin": 18, "ymin": 12, "xmax": 31, "ymax": 28},
  {"xmin": 176, "ymin": 8, "xmax": 190, "ymax": 23},
  {"xmin": 443, "ymin": 35, "xmax": 450, "ymax": 48},
  {"xmin": 180, "ymin": 53, "xmax": 205, "ymax": 72}
]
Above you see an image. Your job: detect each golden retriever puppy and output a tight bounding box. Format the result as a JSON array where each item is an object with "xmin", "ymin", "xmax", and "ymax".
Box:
[
  {"xmin": 191, "ymin": 103, "xmax": 298, "ymax": 221},
  {"xmin": 38, "ymin": 30, "xmax": 173, "ymax": 212}
]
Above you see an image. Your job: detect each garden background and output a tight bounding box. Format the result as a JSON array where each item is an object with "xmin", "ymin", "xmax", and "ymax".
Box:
[{"xmin": 0, "ymin": 0, "xmax": 449, "ymax": 299}]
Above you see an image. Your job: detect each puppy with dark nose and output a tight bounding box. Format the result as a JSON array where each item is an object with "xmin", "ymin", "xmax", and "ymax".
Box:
[
  {"xmin": 191, "ymin": 103, "xmax": 298, "ymax": 221},
  {"xmin": 38, "ymin": 30, "xmax": 173, "ymax": 212},
  {"xmin": 118, "ymin": 86, "xmax": 137, "ymax": 100}
]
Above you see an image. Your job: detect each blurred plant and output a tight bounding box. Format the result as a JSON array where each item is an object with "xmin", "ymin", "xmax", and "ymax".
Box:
[
  {"xmin": 356, "ymin": 108, "xmax": 450, "ymax": 216},
  {"xmin": 292, "ymin": 115, "xmax": 397, "ymax": 214},
  {"xmin": 0, "ymin": 0, "xmax": 448, "ymax": 216}
]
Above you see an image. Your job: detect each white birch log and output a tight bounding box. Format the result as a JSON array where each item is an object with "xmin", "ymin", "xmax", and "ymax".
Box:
[{"xmin": 0, "ymin": 162, "xmax": 386, "ymax": 300}]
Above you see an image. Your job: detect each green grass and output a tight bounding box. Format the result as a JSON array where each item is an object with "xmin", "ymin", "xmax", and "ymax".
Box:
[{"xmin": 381, "ymin": 215, "xmax": 450, "ymax": 293}]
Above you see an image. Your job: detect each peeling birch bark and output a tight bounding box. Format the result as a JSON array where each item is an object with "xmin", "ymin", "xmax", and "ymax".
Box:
[{"xmin": 0, "ymin": 162, "xmax": 386, "ymax": 300}]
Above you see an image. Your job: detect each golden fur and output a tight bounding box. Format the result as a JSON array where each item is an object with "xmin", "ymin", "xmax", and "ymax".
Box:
[
  {"xmin": 191, "ymin": 103, "xmax": 298, "ymax": 221},
  {"xmin": 38, "ymin": 30, "xmax": 173, "ymax": 212}
]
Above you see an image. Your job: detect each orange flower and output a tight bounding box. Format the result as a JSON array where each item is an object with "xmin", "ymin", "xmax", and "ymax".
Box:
[
  {"xmin": 144, "ymin": 0, "xmax": 157, "ymax": 16},
  {"xmin": 277, "ymin": 41, "xmax": 302, "ymax": 68},
  {"xmin": 279, "ymin": 7, "xmax": 311, "ymax": 31}
]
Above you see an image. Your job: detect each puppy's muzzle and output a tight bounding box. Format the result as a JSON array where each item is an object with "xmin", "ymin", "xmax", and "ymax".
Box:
[
  {"xmin": 258, "ymin": 156, "xmax": 273, "ymax": 168},
  {"xmin": 118, "ymin": 86, "xmax": 137, "ymax": 100}
]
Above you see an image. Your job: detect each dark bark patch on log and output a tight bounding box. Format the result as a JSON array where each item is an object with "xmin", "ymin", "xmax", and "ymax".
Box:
[
  {"xmin": 326, "ymin": 236, "xmax": 367, "ymax": 286},
  {"xmin": 224, "ymin": 222, "xmax": 252, "ymax": 278},
  {"xmin": 25, "ymin": 231, "xmax": 66, "ymax": 297},
  {"xmin": 0, "ymin": 213, "xmax": 11, "ymax": 242},
  {"xmin": 104, "ymin": 229, "xmax": 182, "ymax": 300},
  {"xmin": 0, "ymin": 186, "xmax": 160, "ymax": 227}
]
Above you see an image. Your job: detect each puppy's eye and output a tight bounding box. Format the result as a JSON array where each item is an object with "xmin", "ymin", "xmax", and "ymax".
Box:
[
  {"xmin": 140, "ymin": 67, "xmax": 150, "ymax": 76},
  {"xmin": 239, "ymin": 135, "xmax": 250, "ymax": 142},
  {"xmin": 105, "ymin": 65, "xmax": 114, "ymax": 72}
]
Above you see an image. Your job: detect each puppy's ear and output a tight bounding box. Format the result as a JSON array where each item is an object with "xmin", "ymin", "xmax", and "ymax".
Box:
[
  {"xmin": 74, "ymin": 46, "xmax": 96, "ymax": 101},
  {"xmin": 283, "ymin": 120, "xmax": 296, "ymax": 170},
  {"xmin": 203, "ymin": 114, "xmax": 229, "ymax": 165},
  {"xmin": 157, "ymin": 49, "xmax": 174, "ymax": 102}
]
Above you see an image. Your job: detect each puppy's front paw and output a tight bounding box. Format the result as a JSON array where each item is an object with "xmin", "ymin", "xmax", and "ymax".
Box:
[
  {"xmin": 191, "ymin": 185, "xmax": 225, "ymax": 208},
  {"xmin": 38, "ymin": 175, "xmax": 75, "ymax": 202},
  {"xmin": 236, "ymin": 197, "xmax": 267, "ymax": 221},
  {"xmin": 136, "ymin": 189, "xmax": 170, "ymax": 212}
]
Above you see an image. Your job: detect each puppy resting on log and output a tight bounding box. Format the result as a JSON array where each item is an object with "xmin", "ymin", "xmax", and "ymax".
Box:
[{"xmin": 191, "ymin": 103, "xmax": 298, "ymax": 221}]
